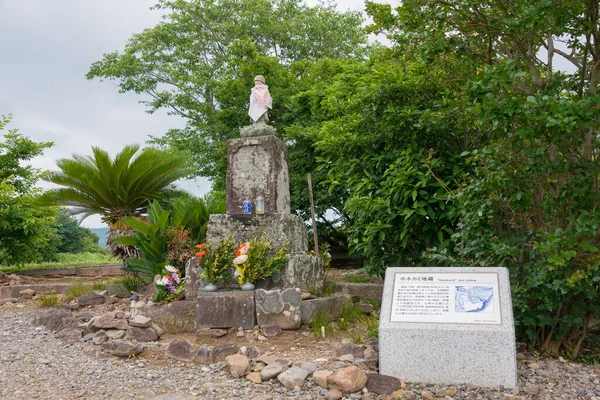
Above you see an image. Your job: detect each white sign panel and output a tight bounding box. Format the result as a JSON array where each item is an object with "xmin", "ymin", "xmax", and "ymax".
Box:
[{"xmin": 390, "ymin": 272, "xmax": 501, "ymax": 324}]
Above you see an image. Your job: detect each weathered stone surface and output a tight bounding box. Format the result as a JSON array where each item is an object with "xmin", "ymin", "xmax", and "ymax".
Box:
[
  {"xmin": 92, "ymin": 332, "xmax": 108, "ymax": 345},
  {"xmin": 0, "ymin": 298, "xmax": 18, "ymax": 306},
  {"xmin": 33, "ymin": 308, "xmax": 71, "ymax": 332},
  {"xmin": 212, "ymin": 343, "xmax": 238, "ymax": 362},
  {"xmin": 196, "ymin": 328, "xmax": 228, "ymax": 338},
  {"xmin": 105, "ymin": 329, "xmax": 126, "ymax": 339},
  {"xmin": 277, "ymin": 366, "xmax": 309, "ymax": 389},
  {"xmin": 184, "ymin": 258, "xmax": 201, "ymax": 301},
  {"xmin": 260, "ymin": 325, "xmax": 282, "ymax": 337},
  {"xmin": 103, "ymin": 341, "xmax": 144, "ymax": 357},
  {"xmin": 336, "ymin": 344, "xmax": 365, "ymax": 359},
  {"xmin": 260, "ymin": 359, "xmax": 292, "ymax": 381},
  {"xmin": 366, "ymin": 373, "xmax": 403, "ymax": 395},
  {"xmin": 19, "ymin": 288, "xmax": 36, "ymax": 298},
  {"xmin": 435, "ymin": 387, "xmax": 458, "ymax": 397},
  {"xmin": 299, "ymin": 362, "xmax": 319, "ymax": 375},
  {"xmin": 92, "ymin": 312, "xmax": 129, "ymax": 331},
  {"xmin": 196, "ymin": 291, "xmax": 255, "ymax": 330},
  {"xmin": 312, "ymin": 370, "xmax": 332, "ymax": 388},
  {"xmin": 166, "ymin": 340, "xmax": 194, "ymax": 362},
  {"xmin": 128, "ymin": 315, "xmax": 153, "ymax": 328},
  {"xmin": 327, "ymin": 366, "xmax": 368, "ymax": 394},
  {"xmin": 150, "ymin": 322, "xmax": 163, "ymax": 338},
  {"xmin": 193, "ymin": 346, "xmax": 213, "ymax": 364},
  {"xmin": 300, "ymin": 295, "xmax": 352, "ymax": 325},
  {"xmin": 239, "ymin": 121, "xmax": 277, "ymax": 138},
  {"xmin": 106, "ymin": 284, "xmax": 131, "ymax": 298},
  {"xmin": 226, "ymin": 135, "xmax": 290, "ymax": 215},
  {"xmin": 240, "ymin": 345, "xmax": 261, "ymax": 360},
  {"xmin": 336, "ymin": 282, "xmax": 383, "ymax": 301},
  {"xmin": 283, "ymin": 255, "xmax": 324, "ymax": 294},
  {"xmin": 56, "ymin": 317, "xmax": 82, "ymax": 332},
  {"xmin": 255, "ymin": 288, "xmax": 301, "ymax": 330},
  {"xmin": 56, "ymin": 327, "xmax": 83, "ymax": 342},
  {"xmin": 126, "ymin": 326, "xmax": 158, "ymax": 342},
  {"xmin": 338, "ymin": 354, "xmax": 354, "ymax": 363},
  {"xmin": 0, "ymin": 284, "xmax": 71, "ymax": 299},
  {"xmin": 77, "ymin": 292, "xmax": 105, "ymax": 306},
  {"xmin": 247, "ymin": 371, "xmax": 262, "ymax": 384},
  {"xmin": 324, "ymin": 389, "xmax": 343, "ymax": 400},
  {"xmin": 226, "ymin": 354, "xmax": 250, "ymax": 378},
  {"xmin": 145, "ymin": 300, "xmax": 196, "ymax": 334}
]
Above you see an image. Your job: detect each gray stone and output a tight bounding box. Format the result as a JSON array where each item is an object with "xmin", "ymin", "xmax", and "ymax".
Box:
[
  {"xmin": 226, "ymin": 135, "xmax": 290, "ymax": 215},
  {"xmin": 196, "ymin": 328, "xmax": 228, "ymax": 338},
  {"xmin": 300, "ymin": 362, "xmax": 320, "ymax": 375},
  {"xmin": 33, "ymin": 308, "xmax": 71, "ymax": 332},
  {"xmin": 0, "ymin": 298, "xmax": 18, "ymax": 306},
  {"xmin": 261, "ymin": 325, "xmax": 282, "ymax": 337},
  {"xmin": 193, "ymin": 346, "xmax": 213, "ymax": 364},
  {"xmin": 260, "ymin": 359, "xmax": 292, "ymax": 380},
  {"xmin": 165, "ymin": 340, "xmax": 194, "ymax": 362},
  {"xmin": 125, "ymin": 326, "xmax": 158, "ymax": 342},
  {"xmin": 366, "ymin": 373, "xmax": 402, "ymax": 395},
  {"xmin": 92, "ymin": 312, "xmax": 129, "ymax": 331},
  {"xmin": 336, "ymin": 344, "xmax": 365, "ymax": 359},
  {"xmin": 106, "ymin": 284, "xmax": 131, "ymax": 298},
  {"xmin": 324, "ymin": 389, "xmax": 343, "ymax": 400},
  {"xmin": 103, "ymin": 341, "xmax": 144, "ymax": 357},
  {"xmin": 239, "ymin": 122, "xmax": 277, "ymax": 138},
  {"xmin": 82, "ymin": 332, "xmax": 96, "ymax": 342},
  {"xmin": 212, "ymin": 343, "xmax": 238, "ymax": 362},
  {"xmin": 246, "ymin": 345, "xmax": 261, "ymax": 360},
  {"xmin": 284, "ymin": 254, "xmax": 324, "ymax": 294},
  {"xmin": 300, "ymin": 295, "xmax": 352, "ymax": 325},
  {"xmin": 277, "ymin": 366, "xmax": 309, "ymax": 389},
  {"xmin": 56, "ymin": 327, "xmax": 83, "ymax": 342},
  {"xmin": 77, "ymin": 292, "xmax": 105, "ymax": 306},
  {"xmin": 103, "ymin": 295, "xmax": 119, "ymax": 304},
  {"xmin": 256, "ymin": 288, "xmax": 301, "ymax": 330},
  {"xmin": 336, "ymin": 282, "xmax": 383, "ymax": 301},
  {"xmin": 196, "ymin": 291, "xmax": 255, "ymax": 330},
  {"xmin": 312, "ymin": 370, "xmax": 332, "ymax": 388},
  {"xmin": 128, "ymin": 315, "xmax": 153, "ymax": 328},
  {"xmin": 145, "ymin": 301, "xmax": 196, "ymax": 334},
  {"xmin": 379, "ymin": 267, "xmax": 518, "ymax": 388},
  {"xmin": 56, "ymin": 317, "xmax": 83, "ymax": 332},
  {"xmin": 105, "ymin": 329, "xmax": 126, "ymax": 339},
  {"xmin": 92, "ymin": 332, "xmax": 108, "ymax": 345}
]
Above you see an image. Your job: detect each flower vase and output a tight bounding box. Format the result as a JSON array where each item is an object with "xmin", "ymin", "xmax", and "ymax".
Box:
[
  {"xmin": 240, "ymin": 282, "xmax": 255, "ymax": 291},
  {"xmin": 203, "ymin": 283, "xmax": 218, "ymax": 292}
]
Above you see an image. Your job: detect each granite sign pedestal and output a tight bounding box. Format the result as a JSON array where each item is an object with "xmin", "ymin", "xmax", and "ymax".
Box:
[{"xmin": 379, "ymin": 267, "xmax": 517, "ymax": 388}]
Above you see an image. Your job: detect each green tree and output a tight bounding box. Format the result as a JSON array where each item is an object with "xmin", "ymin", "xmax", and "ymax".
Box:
[
  {"xmin": 54, "ymin": 209, "xmax": 105, "ymax": 254},
  {"xmin": 0, "ymin": 115, "xmax": 59, "ymax": 265},
  {"xmin": 40, "ymin": 144, "xmax": 192, "ymax": 261},
  {"xmin": 86, "ymin": 0, "xmax": 368, "ymax": 246},
  {"xmin": 367, "ymin": 0, "xmax": 600, "ymax": 357}
]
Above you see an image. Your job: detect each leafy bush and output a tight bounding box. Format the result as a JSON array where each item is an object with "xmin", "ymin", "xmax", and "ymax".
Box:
[
  {"xmin": 233, "ymin": 236, "xmax": 289, "ymax": 284},
  {"xmin": 197, "ymin": 235, "xmax": 236, "ymax": 284}
]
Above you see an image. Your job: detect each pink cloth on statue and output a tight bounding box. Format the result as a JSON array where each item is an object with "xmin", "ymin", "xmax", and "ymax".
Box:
[{"xmin": 253, "ymin": 83, "xmax": 272, "ymax": 106}]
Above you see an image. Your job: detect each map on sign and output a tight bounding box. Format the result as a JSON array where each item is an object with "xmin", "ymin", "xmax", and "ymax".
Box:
[
  {"xmin": 390, "ymin": 272, "xmax": 502, "ymax": 324},
  {"xmin": 455, "ymin": 286, "xmax": 494, "ymax": 313}
]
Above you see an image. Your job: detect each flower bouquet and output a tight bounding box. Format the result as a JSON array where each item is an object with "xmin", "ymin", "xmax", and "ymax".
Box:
[
  {"xmin": 197, "ymin": 234, "xmax": 236, "ymax": 291},
  {"xmin": 232, "ymin": 235, "xmax": 289, "ymax": 290},
  {"xmin": 152, "ymin": 265, "xmax": 184, "ymax": 303}
]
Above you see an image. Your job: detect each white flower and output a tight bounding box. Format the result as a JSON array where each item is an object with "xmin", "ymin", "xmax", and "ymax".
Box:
[
  {"xmin": 158, "ymin": 277, "xmax": 170, "ymax": 286},
  {"xmin": 165, "ymin": 265, "xmax": 178, "ymax": 273},
  {"xmin": 233, "ymin": 255, "xmax": 248, "ymax": 265}
]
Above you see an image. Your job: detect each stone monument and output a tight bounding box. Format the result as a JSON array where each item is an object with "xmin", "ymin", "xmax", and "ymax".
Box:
[
  {"xmin": 186, "ymin": 75, "xmax": 324, "ymax": 302},
  {"xmin": 379, "ymin": 267, "xmax": 517, "ymax": 388}
]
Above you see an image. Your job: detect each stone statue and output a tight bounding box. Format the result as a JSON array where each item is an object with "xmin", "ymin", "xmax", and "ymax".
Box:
[
  {"xmin": 240, "ymin": 75, "xmax": 276, "ymax": 138},
  {"xmin": 248, "ymin": 75, "xmax": 272, "ymax": 124}
]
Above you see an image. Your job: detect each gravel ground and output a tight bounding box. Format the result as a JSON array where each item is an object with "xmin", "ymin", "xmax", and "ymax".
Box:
[{"xmin": 2, "ymin": 307, "xmax": 600, "ymax": 400}]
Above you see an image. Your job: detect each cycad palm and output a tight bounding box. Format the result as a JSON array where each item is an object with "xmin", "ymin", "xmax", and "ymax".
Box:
[{"xmin": 41, "ymin": 144, "xmax": 191, "ymax": 261}]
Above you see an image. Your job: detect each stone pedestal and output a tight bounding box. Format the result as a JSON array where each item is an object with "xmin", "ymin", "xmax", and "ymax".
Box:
[
  {"xmin": 196, "ymin": 291, "xmax": 256, "ymax": 329},
  {"xmin": 226, "ymin": 135, "xmax": 290, "ymax": 215}
]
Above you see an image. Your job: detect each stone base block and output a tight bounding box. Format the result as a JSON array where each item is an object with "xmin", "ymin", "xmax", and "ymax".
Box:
[
  {"xmin": 196, "ymin": 291, "xmax": 255, "ymax": 330},
  {"xmin": 256, "ymin": 288, "xmax": 301, "ymax": 330},
  {"xmin": 300, "ymin": 295, "xmax": 352, "ymax": 325},
  {"xmin": 145, "ymin": 301, "xmax": 196, "ymax": 334},
  {"xmin": 335, "ymin": 282, "xmax": 383, "ymax": 301}
]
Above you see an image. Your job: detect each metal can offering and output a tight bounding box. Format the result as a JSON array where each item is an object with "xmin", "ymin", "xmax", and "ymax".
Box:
[{"xmin": 242, "ymin": 199, "xmax": 252, "ymax": 214}]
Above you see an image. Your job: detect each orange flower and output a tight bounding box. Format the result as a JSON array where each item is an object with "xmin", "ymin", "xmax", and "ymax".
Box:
[
  {"xmin": 196, "ymin": 251, "xmax": 206, "ymax": 257},
  {"xmin": 196, "ymin": 243, "xmax": 207, "ymax": 249}
]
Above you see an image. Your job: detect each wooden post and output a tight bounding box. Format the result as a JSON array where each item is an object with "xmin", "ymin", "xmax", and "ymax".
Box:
[{"xmin": 307, "ymin": 173, "xmax": 319, "ymax": 256}]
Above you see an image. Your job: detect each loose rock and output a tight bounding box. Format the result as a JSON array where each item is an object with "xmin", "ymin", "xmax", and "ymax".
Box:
[{"xmin": 327, "ymin": 366, "xmax": 368, "ymax": 394}]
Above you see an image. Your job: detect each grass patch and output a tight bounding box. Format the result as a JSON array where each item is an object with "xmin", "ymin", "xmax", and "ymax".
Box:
[
  {"xmin": 350, "ymin": 330, "xmax": 364, "ymax": 344},
  {"xmin": 64, "ymin": 279, "xmax": 92, "ymax": 301},
  {"xmin": 0, "ymin": 252, "xmax": 116, "ymax": 273},
  {"xmin": 362, "ymin": 299, "xmax": 382, "ymax": 311},
  {"xmin": 344, "ymin": 274, "xmax": 370, "ymax": 283},
  {"xmin": 359, "ymin": 315, "xmax": 379, "ymax": 339},
  {"xmin": 91, "ymin": 279, "xmax": 107, "ymax": 291},
  {"xmin": 311, "ymin": 308, "xmax": 335, "ymax": 337},
  {"xmin": 38, "ymin": 291, "xmax": 60, "ymax": 307},
  {"xmin": 113, "ymin": 275, "xmax": 141, "ymax": 293},
  {"xmin": 322, "ymin": 281, "xmax": 337, "ymax": 297}
]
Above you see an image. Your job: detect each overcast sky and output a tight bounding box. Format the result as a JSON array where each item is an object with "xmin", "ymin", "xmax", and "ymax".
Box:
[{"xmin": 0, "ymin": 0, "xmax": 393, "ymax": 228}]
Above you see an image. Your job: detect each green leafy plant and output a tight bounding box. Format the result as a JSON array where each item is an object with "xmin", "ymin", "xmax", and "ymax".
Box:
[
  {"xmin": 359, "ymin": 315, "xmax": 379, "ymax": 339},
  {"xmin": 197, "ymin": 235, "xmax": 236, "ymax": 284},
  {"xmin": 232, "ymin": 236, "xmax": 289, "ymax": 284},
  {"xmin": 345, "ymin": 274, "xmax": 370, "ymax": 283},
  {"xmin": 65, "ymin": 279, "xmax": 91, "ymax": 300},
  {"xmin": 113, "ymin": 275, "xmax": 141, "ymax": 293},
  {"xmin": 91, "ymin": 279, "xmax": 107, "ymax": 291}
]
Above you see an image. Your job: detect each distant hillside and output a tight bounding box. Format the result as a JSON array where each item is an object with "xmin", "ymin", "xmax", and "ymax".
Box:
[{"xmin": 90, "ymin": 227, "xmax": 109, "ymax": 248}]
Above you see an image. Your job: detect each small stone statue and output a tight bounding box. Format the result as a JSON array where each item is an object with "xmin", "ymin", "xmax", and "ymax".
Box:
[
  {"xmin": 248, "ymin": 75, "xmax": 272, "ymax": 124},
  {"xmin": 240, "ymin": 75, "xmax": 276, "ymax": 138}
]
